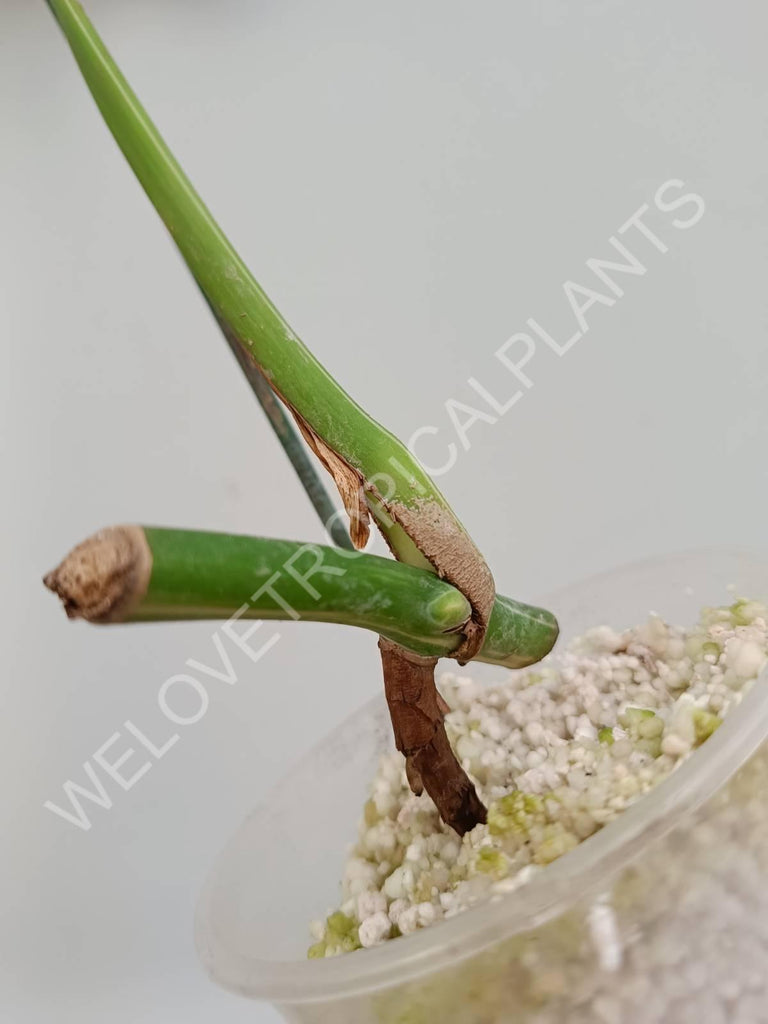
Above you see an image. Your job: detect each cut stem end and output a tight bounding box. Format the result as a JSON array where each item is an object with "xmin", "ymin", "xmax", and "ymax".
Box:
[{"xmin": 43, "ymin": 525, "xmax": 152, "ymax": 623}]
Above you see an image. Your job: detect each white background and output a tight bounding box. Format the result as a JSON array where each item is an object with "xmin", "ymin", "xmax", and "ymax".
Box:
[{"xmin": 2, "ymin": 0, "xmax": 766, "ymax": 1021}]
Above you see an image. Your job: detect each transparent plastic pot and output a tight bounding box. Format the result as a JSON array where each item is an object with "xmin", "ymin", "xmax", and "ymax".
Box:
[{"xmin": 196, "ymin": 549, "xmax": 768, "ymax": 1024}]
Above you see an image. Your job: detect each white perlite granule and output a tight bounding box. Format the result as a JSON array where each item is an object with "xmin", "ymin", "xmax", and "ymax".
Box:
[{"xmin": 308, "ymin": 599, "xmax": 768, "ymax": 959}]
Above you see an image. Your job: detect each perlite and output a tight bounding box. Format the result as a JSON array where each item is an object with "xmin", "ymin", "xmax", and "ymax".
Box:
[{"xmin": 310, "ymin": 599, "xmax": 768, "ymax": 956}]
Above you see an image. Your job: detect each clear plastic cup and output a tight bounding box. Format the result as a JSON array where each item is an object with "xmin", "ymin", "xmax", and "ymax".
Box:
[{"xmin": 195, "ymin": 549, "xmax": 768, "ymax": 1023}]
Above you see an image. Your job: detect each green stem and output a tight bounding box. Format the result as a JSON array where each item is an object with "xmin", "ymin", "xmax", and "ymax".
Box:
[
  {"xmin": 206, "ymin": 295, "xmax": 354, "ymax": 551},
  {"xmin": 44, "ymin": 0, "xmax": 497, "ymax": 657},
  {"xmin": 44, "ymin": 527, "xmax": 558, "ymax": 669},
  {"xmin": 42, "ymin": 0, "xmax": 448, "ymax": 533}
]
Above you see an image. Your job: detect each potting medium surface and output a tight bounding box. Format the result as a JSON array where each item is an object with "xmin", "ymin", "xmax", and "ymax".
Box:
[{"xmin": 310, "ymin": 598, "xmax": 768, "ymax": 958}]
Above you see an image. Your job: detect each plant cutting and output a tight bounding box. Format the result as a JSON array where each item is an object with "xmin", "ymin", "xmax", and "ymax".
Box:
[
  {"xmin": 42, "ymin": 0, "xmax": 558, "ymax": 835},
  {"xmin": 40, "ymin": 7, "xmax": 768, "ymax": 1024}
]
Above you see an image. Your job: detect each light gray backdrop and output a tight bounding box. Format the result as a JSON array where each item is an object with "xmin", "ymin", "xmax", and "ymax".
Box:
[{"xmin": 2, "ymin": 0, "xmax": 766, "ymax": 1021}]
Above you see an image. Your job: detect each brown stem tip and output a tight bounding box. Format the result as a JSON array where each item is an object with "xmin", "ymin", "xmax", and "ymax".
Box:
[
  {"xmin": 378, "ymin": 637, "xmax": 487, "ymax": 836},
  {"xmin": 43, "ymin": 525, "xmax": 152, "ymax": 623}
]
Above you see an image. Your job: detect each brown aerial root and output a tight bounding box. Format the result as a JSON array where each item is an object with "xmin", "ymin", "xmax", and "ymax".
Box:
[{"xmin": 378, "ymin": 637, "xmax": 487, "ymax": 836}]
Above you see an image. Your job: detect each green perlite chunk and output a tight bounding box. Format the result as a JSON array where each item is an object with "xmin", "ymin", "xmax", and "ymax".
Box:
[
  {"xmin": 533, "ymin": 824, "xmax": 579, "ymax": 865},
  {"xmin": 620, "ymin": 707, "xmax": 656, "ymax": 726},
  {"xmin": 620, "ymin": 708, "xmax": 664, "ymax": 747},
  {"xmin": 636, "ymin": 737, "xmax": 663, "ymax": 758},
  {"xmin": 326, "ymin": 911, "xmax": 357, "ymax": 939},
  {"xmin": 476, "ymin": 848, "xmax": 509, "ymax": 877},
  {"xmin": 730, "ymin": 599, "xmax": 763, "ymax": 626},
  {"xmin": 638, "ymin": 715, "xmax": 664, "ymax": 740},
  {"xmin": 488, "ymin": 792, "xmax": 545, "ymax": 837},
  {"xmin": 692, "ymin": 708, "xmax": 722, "ymax": 745}
]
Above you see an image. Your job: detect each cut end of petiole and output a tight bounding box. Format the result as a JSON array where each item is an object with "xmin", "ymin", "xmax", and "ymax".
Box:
[{"xmin": 44, "ymin": 525, "xmax": 152, "ymax": 623}]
